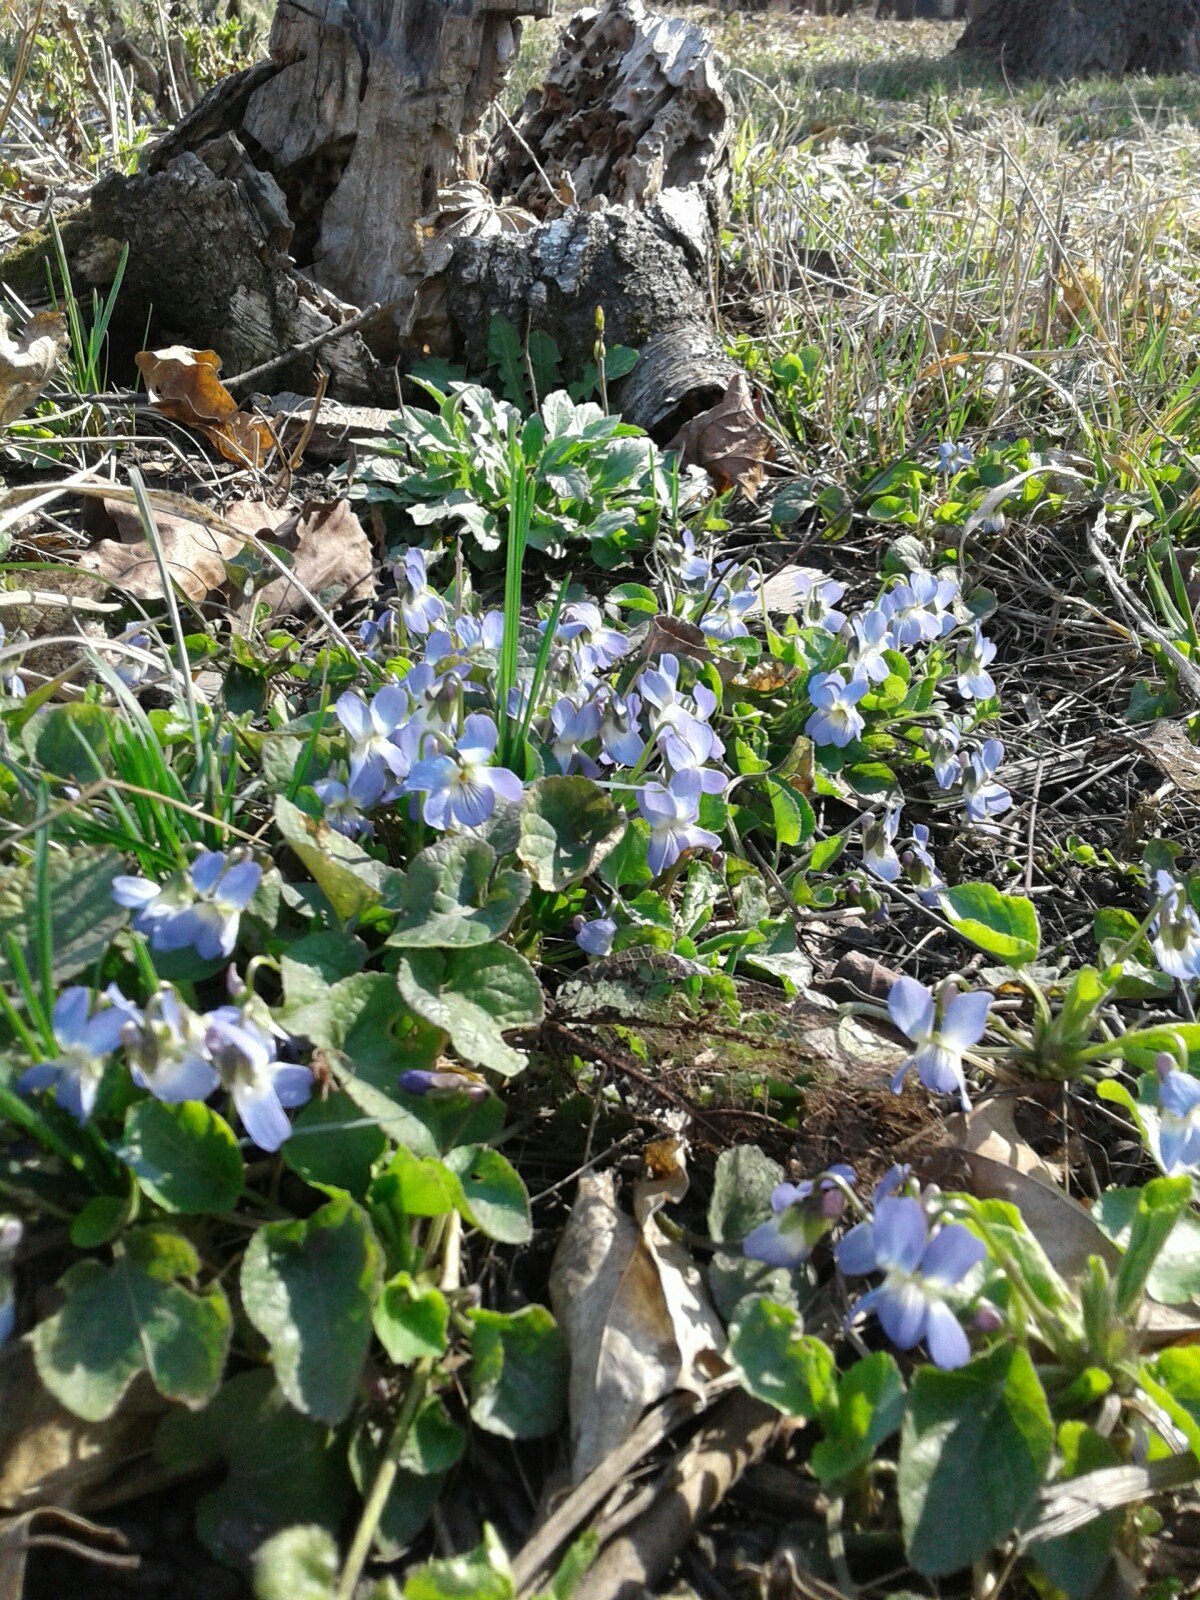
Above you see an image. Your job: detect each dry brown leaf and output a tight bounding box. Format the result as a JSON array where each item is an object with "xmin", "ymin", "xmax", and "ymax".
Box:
[
  {"xmin": 77, "ymin": 496, "xmax": 244, "ymax": 603},
  {"xmin": 551, "ymin": 1160, "xmax": 725, "ymax": 1484},
  {"xmin": 1123, "ymin": 720, "xmax": 1200, "ymax": 797},
  {"xmin": 943, "ymin": 1096, "xmax": 1065, "ymax": 1189},
  {"xmin": 135, "ymin": 346, "xmax": 275, "ymax": 468},
  {"xmin": 0, "ymin": 1342, "xmax": 164, "ymax": 1515},
  {"xmin": 255, "ymin": 499, "xmax": 377, "ymax": 618},
  {"xmin": 667, "ymin": 374, "xmax": 773, "ymax": 501},
  {"xmin": 0, "ymin": 311, "xmax": 68, "ymax": 429}
]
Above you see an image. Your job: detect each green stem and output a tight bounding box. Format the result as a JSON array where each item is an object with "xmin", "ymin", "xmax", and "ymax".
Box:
[{"xmin": 335, "ymin": 1355, "xmax": 433, "ymax": 1600}]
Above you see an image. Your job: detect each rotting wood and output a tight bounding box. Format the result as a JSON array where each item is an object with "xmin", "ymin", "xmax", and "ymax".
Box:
[{"xmin": 3, "ymin": 0, "xmax": 742, "ymax": 437}]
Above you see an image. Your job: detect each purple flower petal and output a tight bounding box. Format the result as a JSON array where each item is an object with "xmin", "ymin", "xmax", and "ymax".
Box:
[
  {"xmin": 743, "ymin": 1215, "xmax": 809, "ymax": 1267},
  {"xmin": 939, "ymin": 990, "xmax": 991, "ymax": 1050},
  {"xmin": 924, "ymin": 1299, "xmax": 971, "ymax": 1368},
  {"xmin": 234, "ymin": 1082, "xmax": 291, "ymax": 1151},
  {"xmin": 877, "ymin": 1280, "xmax": 928, "ymax": 1349},
  {"xmin": 921, "ymin": 1223, "xmax": 986, "ymax": 1287},
  {"xmin": 870, "ymin": 1197, "xmax": 927, "ymax": 1274},
  {"xmin": 190, "ymin": 851, "xmax": 228, "ymax": 896},
  {"xmin": 51, "ymin": 987, "xmax": 91, "ymax": 1047},
  {"xmin": 836, "ymin": 1219, "xmax": 879, "ymax": 1277},
  {"xmin": 887, "ymin": 976, "xmax": 934, "ymax": 1042}
]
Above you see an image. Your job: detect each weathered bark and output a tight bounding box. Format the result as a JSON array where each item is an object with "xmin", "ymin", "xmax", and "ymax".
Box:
[
  {"xmin": 957, "ymin": 0, "xmax": 1200, "ymax": 77},
  {"xmin": 5, "ymin": 0, "xmax": 736, "ymax": 434}
]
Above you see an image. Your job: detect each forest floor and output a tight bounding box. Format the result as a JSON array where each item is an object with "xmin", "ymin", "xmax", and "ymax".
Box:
[{"xmin": 3, "ymin": 6, "xmax": 1200, "ymax": 1600}]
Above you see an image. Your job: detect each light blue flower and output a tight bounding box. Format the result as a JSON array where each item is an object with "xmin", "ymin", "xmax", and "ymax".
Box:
[
  {"xmin": 836, "ymin": 1195, "xmax": 984, "ymax": 1368},
  {"xmin": 359, "ymin": 607, "xmax": 399, "ymax": 660},
  {"xmin": 743, "ymin": 1165, "xmax": 856, "ymax": 1267},
  {"xmin": 114, "ymin": 631, "xmax": 155, "ymax": 690},
  {"xmin": 962, "ymin": 739, "xmax": 1011, "ymax": 825},
  {"xmin": 398, "ymin": 1068, "xmax": 490, "ymax": 1101},
  {"xmin": 881, "ymin": 569, "xmax": 958, "ymax": 646},
  {"xmin": 0, "ymin": 1216, "xmax": 21, "ymax": 1349},
  {"xmin": 406, "ymin": 713, "xmax": 523, "ymax": 830},
  {"xmin": 1151, "ymin": 871, "xmax": 1200, "ymax": 982},
  {"xmin": 19, "ymin": 985, "xmax": 141, "ymax": 1121},
  {"xmin": 698, "ymin": 578, "xmax": 760, "ymax": 642},
  {"xmin": 926, "ymin": 724, "xmax": 961, "ymax": 790},
  {"xmin": 424, "ymin": 610, "xmax": 505, "ymax": 666},
  {"xmin": 401, "ymin": 662, "xmax": 465, "ymax": 734},
  {"xmin": 204, "ymin": 1008, "xmax": 312, "ymax": 1152},
  {"xmin": 791, "ymin": 568, "xmax": 847, "ymax": 633},
  {"xmin": 888, "ymin": 975, "xmax": 990, "ymax": 1110},
  {"xmin": 956, "ymin": 622, "xmax": 997, "ymax": 700},
  {"xmin": 546, "ymin": 602, "xmax": 629, "ymax": 676},
  {"xmin": 393, "ymin": 548, "xmax": 446, "ymax": 635},
  {"xmin": 639, "ymin": 655, "xmax": 721, "ymax": 747},
  {"xmin": 123, "ymin": 987, "xmax": 220, "ymax": 1104},
  {"xmin": 112, "ymin": 851, "xmax": 262, "ymax": 961},
  {"xmin": 862, "ymin": 804, "xmax": 902, "ymax": 882},
  {"xmin": 672, "ymin": 531, "xmax": 736, "ymax": 589},
  {"xmin": 657, "ymin": 709, "xmax": 726, "ymax": 784},
  {"xmin": 636, "ymin": 768, "xmax": 722, "ymax": 876},
  {"xmin": 313, "ymin": 762, "xmax": 387, "ymax": 837},
  {"xmin": 1154, "ymin": 1054, "xmax": 1200, "ymax": 1173},
  {"xmin": 576, "ymin": 916, "xmax": 617, "ymax": 957},
  {"xmin": 598, "ymin": 690, "xmax": 645, "ymax": 768},
  {"xmin": 904, "ymin": 823, "xmax": 943, "ymax": 903},
  {"xmin": 0, "ymin": 620, "xmax": 26, "ymax": 699},
  {"xmin": 847, "ymin": 607, "xmax": 891, "ymax": 684},
  {"xmin": 550, "ymin": 695, "xmax": 603, "ymax": 773},
  {"xmin": 336, "ymin": 684, "xmax": 416, "ymax": 784},
  {"xmin": 805, "ymin": 669, "xmax": 868, "ymax": 748},
  {"xmin": 937, "ymin": 440, "xmax": 975, "ymax": 474}
]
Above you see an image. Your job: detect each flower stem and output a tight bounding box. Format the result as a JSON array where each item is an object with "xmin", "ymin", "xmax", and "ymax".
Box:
[{"xmin": 335, "ymin": 1354, "xmax": 433, "ymax": 1600}]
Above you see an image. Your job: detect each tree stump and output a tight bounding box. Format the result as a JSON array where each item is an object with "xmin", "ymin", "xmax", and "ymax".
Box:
[
  {"xmin": 957, "ymin": 0, "xmax": 1200, "ymax": 77},
  {"xmin": 5, "ymin": 0, "xmax": 738, "ymax": 436}
]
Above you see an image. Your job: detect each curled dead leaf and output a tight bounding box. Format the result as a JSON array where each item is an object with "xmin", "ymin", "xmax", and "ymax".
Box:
[
  {"xmin": 78, "ymin": 497, "xmax": 243, "ymax": 603},
  {"xmin": 255, "ymin": 499, "xmax": 376, "ymax": 619},
  {"xmin": 0, "ymin": 311, "xmax": 68, "ymax": 429},
  {"xmin": 0, "ymin": 1505, "xmax": 134, "ymax": 1600},
  {"xmin": 667, "ymin": 373, "xmax": 773, "ymax": 501},
  {"xmin": 550, "ymin": 1162, "xmax": 725, "ymax": 1483},
  {"xmin": 135, "ymin": 346, "xmax": 274, "ymax": 468}
]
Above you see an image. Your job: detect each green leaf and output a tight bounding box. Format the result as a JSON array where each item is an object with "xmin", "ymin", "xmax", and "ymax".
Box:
[
  {"xmin": 469, "ymin": 1305, "xmax": 568, "ymax": 1438},
  {"xmin": 33, "ymin": 1226, "xmax": 231, "ymax": 1421},
  {"xmin": 156, "ymin": 1370, "xmax": 352, "ymax": 1568},
  {"xmin": 404, "ymin": 1524, "xmax": 515, "ymax": 1600},
  {"xmin": 348, "ymin": 1420, "xmax": 447, "ymax": 1559},
  {"xmin": 70, "ymin": 1187, "xmax": 136, "ymax": 1248},
  {"xmin": 24, "ymin": 703, "xmax": 114, "ymax": 783},
  {"xmin": 274, "ymin": 795, "xmax": 393, "ymax": 922},
  {"xmin": 385, "ymin": 836, "xmax": 530, "ymax": 948},
  {"xmin": 401, "ymin": 1394, "xmax": 465, "ymax": 1475},
  {"xmin": 1112, "ymin": 1175, "xmax": 1192, "ymax": 1314},
  {"xmin": 939, "ymin": 882, "xmax": 1040, "ymax": 965},
  {"xmin": 119, "ymin": 1099, "xmax": 243, "ymax": 1214},
  {"xmin": 283, "ymin": 1090, "xmax": 389, "ymax": 1199},
  {"xmin": 444, "ymin": 1145, "xmax": 532, "ymax": 1244},
  {"xmin": 708, "ymin": 1145, "xmax": 784, "ymax": 1245},
  {"xmin": 810, "ymin": 1353, "xmax": 906, "ymax": 1485},
  {"xmin": 765, "ymin": 779, "xmax": 814, "ymax": 848},
  {"xmin": 396, "ymin": 946, "xmax": 544, "ymax": 1077},
  {"xmin": 253, "ymin": 1525, "xmax": 339, "ymax": 1600},
  {"xmin": 518, "ymin": 776, "xmax": 627, "ymax": 890},
  {"xmin": 240, "ymin": 1196, "xmax": 384, "ymax": 1424},
  {"xmin": 598, "ymin": 817, "xmax": 652, "ymax": 890},
  {"xmin": 728, "ymin": 1298, "xmax": 836, "ymax": 1418},
  {"xmin": 898, "ymin": 1344, "xmax": 1054, "ymax": 1577},
  {"xmin": 1034, "ymin": 1424, "xmax": 1121, "ymax": 1600},
  {"xmin": 371, "ymin": 1146, "xmax": 466, "ymax": 1218},
  {"xmin": 487, "ymin": 314, "xmax": 530, "ymax": 409},
  {"xmin": 0, "ymin": 845, "xmax": 127, "ymax": 982},
  {"xmin": 374, "ymin": 1273, "xmax": 449, "ymax": 1363},
  {"xmin": 1093, "ymin": 1185, "xmax": 1200, "ymax": 1304}
]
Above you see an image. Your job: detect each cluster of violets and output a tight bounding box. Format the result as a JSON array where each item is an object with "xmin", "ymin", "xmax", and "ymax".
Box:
[
  {"xmin": 743, "ymin": 1161, "xmax": 986, "ymax": 1370},
  {"xmin": 317, "ymin": 542, "xmax": 1011, "ymax": 914},
  {"xmin": 19, "ymin": 976, "xmax": 312, "ymax": 1152}
]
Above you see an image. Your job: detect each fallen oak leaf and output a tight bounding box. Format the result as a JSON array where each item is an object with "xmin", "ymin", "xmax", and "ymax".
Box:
[
  {"xmin": 135, "ymin": 346, "xmax": 274, "ymax": 468},
  {"xmin": 78, "ymin": 496, "xmax": 245, "ymax": 603},
  {"xmin": 0, "ymin": 311, "xmax": 68, "ymax": 428},
  {"xmin": 667, "ymin": 373, "xmax": 773, "ymax": 502},
  {"xmin": 254, "ymin": 500, "xmax": 376, "ymax": 619}
]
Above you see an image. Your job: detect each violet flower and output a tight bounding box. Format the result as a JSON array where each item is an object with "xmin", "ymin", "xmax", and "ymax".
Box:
[
  {"xmin": 399, "ymin": 1068, "xmax": 490, "ymax": 1101},
  {"xmin": 791, "ymin": 569, "xmax": 847, "ymax": 633},
  {"xmin": 0, "ymin": 621, "xmax": 26, "ymax": 699},
  {"xmin": 1155, "ymin": 1053, "xmax": 1200, "ymax": 1173},
  {"xmin": 1151, "ymin": 870, "xmax": 1200, "ymax": 982},
  {"xmin": 336, "ymin": 684, "xmax": 416, "ymax": 785},
  {"xmin": 836, "ymin": 1196, "xmax": 985, "ymax": 1368},
  {"xmin": 550, "ymin": 696, "xmax": 603, "ymax": 773},
  {"xmin": 862, "ymin": 804, "xmax": 903, "ymax": 883},
  {"xmin": 937, "ymin": 441, "xmax": 975, "ymax": 474},
  {"xmin": 19, "ymin": 985, "xmax": 141, "ymax": 1121},
  {"xmin": 112, "ymin": 851, "xmax": 261, "ymax": 961},
  {"xmin": 598, "ymin": 690, "xmax": 645, "ymax": 767},
  {"xmin": 888, "ymin": 975, "xmax": 990, "ymax": 1110},
  {"xmin": 881, "ymin": 569, "xmax": 958, "ymax": 646},
  {"xmin": 406, "ymin": 713, "xmax": 523, "ymax": 830},
  {"xmin": 548, "ymin": 602, "xmax": 629, "ymax": 676},
  {"xmin": 393, "ymin": 548, "xmax": 446, "ymax": 635},
  {"xmin": 962, "ymin": 739, "xmax": 1011, "ymax": 825},
  {"xmin": 743, "ymin": 1165, "xmax": 856, "ymax": 1267},
  {"xmin": 576, "ymin": 916, "xmax": 617, "ymax": 957},
  {"xmin": 926, "ymin": 724, "xmax": 961, "ymax": 791},
  {"xmin": 698, "ymin": 576, "xmax": 760, "ymax": 642},
  {"xmin": 204, "ymin": 1009, "xmax": 312, "ymax": 1152},
  {"xmin": 313, "ymin": 763, "xmax": 387, "ymax": 838},
  {"xmin": 805, "ymin": 669, "xmax": 868, "ymax": 748},
  {"xmin": 122, "ymin": 987, "xmax": 220, "ymax": 1104},
  {"xmin": 956, "ymin": 622, "xmax": 997, "ymax": 700},
  {"xmin": 636, "ymin": 769, "xmax": 722, "ymax": 876},
  {"xmin": 847, "ymin": 606, "xmax": 892, "ymax": 684}
]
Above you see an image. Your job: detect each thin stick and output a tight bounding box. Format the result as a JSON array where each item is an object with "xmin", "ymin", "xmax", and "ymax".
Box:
[{"xmin": 224, "ymin": 302, "xmax": 389, "ymax": 391}]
